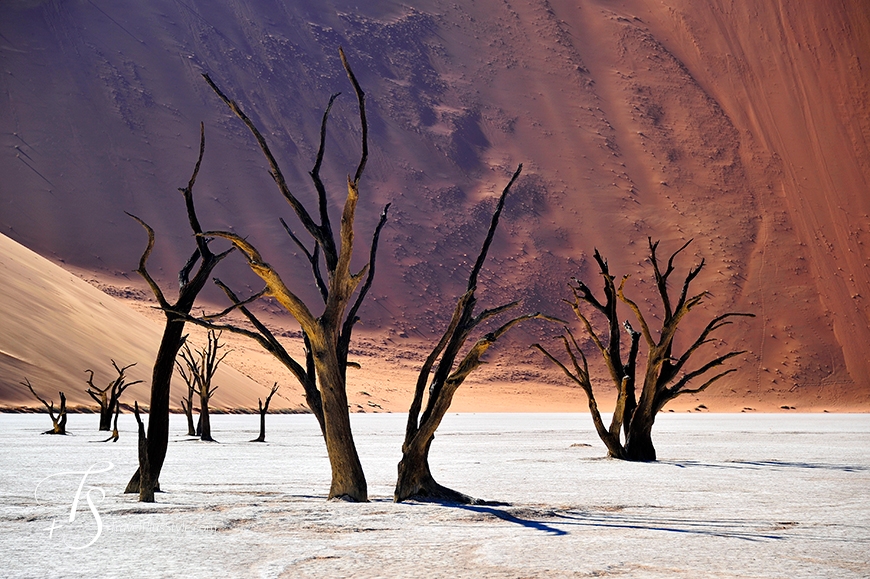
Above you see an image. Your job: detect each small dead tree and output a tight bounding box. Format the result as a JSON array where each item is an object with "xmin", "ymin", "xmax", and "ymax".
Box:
[
  {"xmin": 395, "ymin": 165, "xmax": 558, "ymax": 504},
  {"xmin": 22, "ymin": 378, "xmax": 68, "ymax": 435},
  {"xmin": 176, "ymin": 343, "xmax": 197, "ymax": 436},
  {"xmin": 124, "ymin": 124, "xmax": 234, "ymax": 502},
  {"xmin": 176, "ymin": 330, "xmax": 228, "ymax": 442},
  {"xmin": 85, "ymin": 361, "xmax": 141, "ymax": 431},
  {"xmin": 534, "ymin": 239, "xmax": 754, "ymax": 461},
  {"xmin": 251, "ymin": 383, "xmax": 280, "ymax": 443},
  {"xmin": 195, "ymin": 280, "xmax": 326, "ymax": 437},
  {"xmin": 197, "ymin": 48, "xmax": 388, "ymax": 501}
]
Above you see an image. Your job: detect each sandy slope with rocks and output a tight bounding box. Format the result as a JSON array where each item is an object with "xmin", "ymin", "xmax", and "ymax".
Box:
[{"xmin": 0, "ymin": 0, "xmax": 868, "ymax": 412}]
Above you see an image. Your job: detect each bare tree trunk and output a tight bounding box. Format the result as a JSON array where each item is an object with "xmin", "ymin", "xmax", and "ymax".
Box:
[
  {"xmin": 396, "ymin": 436, "xmax": 481, "ymax": 504},
  {"xmin": 123, "ymin": 124, "xmax": 233, "ymax": 501},
  {"xmin": 126, "ymin": 318, "xmax": 185, "ymax": 499},
  {"xmin": 255, "ymin": 410, "xmax": 266, "ymax": 443},
  {"xmin": 92, "ymin": 389, "xmax": 111, "ymax": 431},
  {"xmin": 251, "ymin": 383, "xmax": 279, "ymax": 443},
  {"xmin": 52, "ymin": 392, "xmax": 68, "ymax": 435},
  {"xmin": 85, "ymin": 371, "xmax": 112, "ymax": 431},
  {"xmin": 315, "ymin": 346, "xmax": 366, "ymax": 501},
  {"xmin": 394, "ymin": 312, "xmax": 548, "ymax": 503},
  {"xmin": 189, "ymin": 281, "xmax": 327, "ymax": 438},
  {"xmin": 199, "ymin": 389, "xmax": 213, "ymax": 442},
  {"xmin": 624, "ymin": 414, "xmax": 657, "ymax": 461},
  {"xmin": 181, "ymin": 399, "xmax": 196, "ymax": 436},
  {"xmin": 98, "ymin": 410, "xmax": 112, "ymax": 431},
  {"xmin": 132, "ymin": 402, "xmax": 154, "ymax": 502},
  {"xmin": 395, "ymin": 165, "xmax": 558, "ymax": 503}
]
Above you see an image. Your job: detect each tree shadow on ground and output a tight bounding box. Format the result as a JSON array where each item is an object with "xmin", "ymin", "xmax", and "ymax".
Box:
[
  {"xmin": 551, "ymin": 510, "xmax": 788, "ymax": 542},
  {"xmin": 433, "ymin": 503, "xmax": 568, "ymax": 536},
  {"xmin": 441, "ymin": 503, "xmax": 786, "ymax": 541},
  {"xmin": 664, "ymin": 459, "xmax": 867, "ymax": 473}
]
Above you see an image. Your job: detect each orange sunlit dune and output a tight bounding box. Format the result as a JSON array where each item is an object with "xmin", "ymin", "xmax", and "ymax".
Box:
[{"xmin": 1, "ymin": 0, "xmax": 868, "ymax": 412}]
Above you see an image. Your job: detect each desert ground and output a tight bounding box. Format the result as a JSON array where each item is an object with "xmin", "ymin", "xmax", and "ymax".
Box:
[
  {"xmin": 1, "ymin": 1, "xmax": 869, "ymax": 574},
  {"xmin": 1, "ymin": 412, "xmax": 868, "ymax": 578}
]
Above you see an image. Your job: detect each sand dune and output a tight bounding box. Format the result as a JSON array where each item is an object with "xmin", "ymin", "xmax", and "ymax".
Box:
[
  {"xmin": 0, "ymin": 232, "xmax": 270, "ymax": 410},
  {"xmin": 0, "ymin": 0, "xmax": 867, "ymax": 411}
]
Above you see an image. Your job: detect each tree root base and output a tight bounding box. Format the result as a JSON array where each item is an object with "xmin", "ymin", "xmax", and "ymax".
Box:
[
  {"xmin": 396, "ymin": 479, "xmax": 497, "ymax": 505},
  {"xmin": 329, "ymin": 494, "xmax": 367, "ymax": 503}
]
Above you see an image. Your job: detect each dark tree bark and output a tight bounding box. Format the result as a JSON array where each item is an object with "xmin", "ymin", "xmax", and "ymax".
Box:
[
  {"xmin": 22, "ymin": 379, "xmax": 67, "ymax": 435},
  {"xmin": 132, "ymin": 402, "xmax": 154, "ymax": 501},
  {"xmin": 251, "ymin": 383, "xmax": 279, "ymax": 442},
  {"xmin": 199, "ymin": 48, "xmax": 389, "ymax": 502},
  {"xmin": 535, "ymin": 238, "xmax": 754, "ymax": 462},
  {"xmin": 177, "ymin": 348, "xmax": 197, "ymax": 437},
  {"xmin": 395, "ymin": 165, "xmax": 559, "ymax": 503},
  {"xmin": 85, "ymin": 361, "xmax": 141, "ymax": 431},
  {"xmin": 123, "ymin": 124, "xmax": 234, "ymax": 501},
  {"xmin": 175, "ymin": 330, "xmax": 228, "ymax": 442},
  {"xmin": 180, "ymin": 399, "xmax": 196, "ymax": 437}
]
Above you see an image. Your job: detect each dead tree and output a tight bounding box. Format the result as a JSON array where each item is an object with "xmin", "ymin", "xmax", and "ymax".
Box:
[
  {"xmin": 85, "ymin": 361, "xmax": 141, "ymax": 431},
  {"xmin": 176, "ymin": 330, "xmax": 228, "ymax": 442},
  {"xmin": 124, "ymin": 124, "xmax": 234, "ymax": 502},
  {"xmin": 251, "ymin": 383, "xmax": 280, "ymax": 443},
  {"xmin": 176, "ymin": 342, "xmax": 197, "ymax": 436},
  {"xmin": 534, "ymin": 239, "xmax": 754, "ymax": 461},
  {"xmin": 395, "ymin": 165, "xmax": 558, "ymax": 504},
  {"xmin": 22, "ymin": 378, "xmax": 67, "ymax": 435},
  {"xmin": 198, "ymin": 48, "xmax": 388, "ymax": 502}
]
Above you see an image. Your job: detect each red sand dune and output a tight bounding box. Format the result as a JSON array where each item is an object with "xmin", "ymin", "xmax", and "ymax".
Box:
[
  {"xmin": 0, "ymin": 0, "xmax": 867, "ymax": 412},
  {"xmin": 0, "ymin": 231, "xmax": 273, "ymax": 409}
]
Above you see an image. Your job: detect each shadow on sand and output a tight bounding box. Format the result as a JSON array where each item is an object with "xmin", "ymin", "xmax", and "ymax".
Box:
[
  {"xmin": 664, "ymin": 459, "xmax": 867, "ymax": 473},
  {"xmin": 443, "ymin": 502, "xmax": 788, "ymax": 541},
  {"xmin": 454, "ymin": 504, "xmax": 569, "ymax": 536},
  {"xmin": 551, "ymin": 510, "xmax": 787, "ymax": 542}
]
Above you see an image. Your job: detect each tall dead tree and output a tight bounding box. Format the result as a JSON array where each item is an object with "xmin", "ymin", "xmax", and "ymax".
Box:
[
  {"xmin": 534, "ymin": 239, "xmax": 753, "ymax": 461},
  {"xmin": 198, "ymin": 48, "xmax": 388, "ymax": 501},
  {"xmin": 395, "ymin": 165, "xmax": 558, "ymax": 504},
  {"xmin": 22, "ymin": 378, "xmax": 67, "ymax": 435},
  {"xmin": 251, "ymin": 383, "xmax": 280, "ymax": 443},
  {"xmin": 85, "ymin": 361, "xmax": 141, "ymax": 431},
  {"xmin": 176, "ymin": 330, "xmax": 228, "ymax": 442},
  {"xmin": 124, "ymin": 124, "xmax": 234, "ymax": 502}
]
